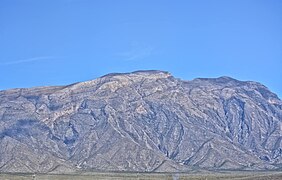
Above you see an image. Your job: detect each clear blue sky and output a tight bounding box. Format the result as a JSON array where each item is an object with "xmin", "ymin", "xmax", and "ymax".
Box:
[{"xmin": 0, "ymin": 0, "xmax": 281, "ymax": 98}]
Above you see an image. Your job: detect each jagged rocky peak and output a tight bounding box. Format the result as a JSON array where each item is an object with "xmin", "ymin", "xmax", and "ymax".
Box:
[
  {"xmin": 98, "ymin": 70, "xmax": 172, "ymax": 85},
  {"xmin": 101, "ymin": 70, "xmax": 172, "ymax": 78},
  {"xmin": 70, "ymin": 70, "xmax": 172, "ymax": 92},
  {"xmin": 192, "ymin": 76, "xmax": 245, "ymax": 87},
  {"xmin": 0, "ymin": 70, "xmax": 281, "ymax": 173},
  {"xmin": 194, "ymin": 76, "xmax": 237, "ymax": 81},
  {"xmin": 191, "ymin": 76, "xmax": 280, "ymax": 102}
]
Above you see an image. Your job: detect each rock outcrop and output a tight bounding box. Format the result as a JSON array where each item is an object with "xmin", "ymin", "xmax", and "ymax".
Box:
[{"xmin": 0, "ymin": 70, "xmax": 281, "ymax": 173}]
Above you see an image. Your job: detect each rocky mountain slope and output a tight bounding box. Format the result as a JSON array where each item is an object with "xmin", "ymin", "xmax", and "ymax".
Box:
[{"xmin": 0, "ymin": 70, "xmax": 281, "ymax": 173}]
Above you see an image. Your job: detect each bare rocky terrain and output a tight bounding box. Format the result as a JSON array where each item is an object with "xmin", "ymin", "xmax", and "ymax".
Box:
[{"xmin": 0, "ymin": 70, "xmax": 281, "ymax": 173}]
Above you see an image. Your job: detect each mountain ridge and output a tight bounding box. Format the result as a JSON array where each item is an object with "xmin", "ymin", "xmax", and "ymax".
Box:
[
  {"xmin": 0, "ymin": 70, "xmax": 281, "ymax": 173},
  {"xmin": 1, "ymin": 70, "xmax": 277, "ymax": 98}
]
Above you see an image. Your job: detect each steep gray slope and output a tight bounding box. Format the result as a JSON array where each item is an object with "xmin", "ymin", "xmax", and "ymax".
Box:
[{"xmin": 0, "ymin": 70, "xmax": 281, "ymax": 173}]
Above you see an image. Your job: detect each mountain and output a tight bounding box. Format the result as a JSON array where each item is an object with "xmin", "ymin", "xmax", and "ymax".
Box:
[{"xmin": 0, "ymin": 70, "xmax": 281, "ymax": 173}]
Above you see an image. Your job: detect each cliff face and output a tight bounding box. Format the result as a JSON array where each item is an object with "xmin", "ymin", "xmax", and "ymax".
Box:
[{"xmin": 0, "ymin": 70, "xmax": 281, "ymax": 173}]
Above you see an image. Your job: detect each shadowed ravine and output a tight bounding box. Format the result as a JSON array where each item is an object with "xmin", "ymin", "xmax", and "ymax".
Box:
[{"xmin": 0, "ymin": 70, "xmax": 281, "ymax": 173}]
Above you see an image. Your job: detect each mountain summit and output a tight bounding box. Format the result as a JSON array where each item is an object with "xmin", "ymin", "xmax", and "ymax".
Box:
[{"xmin": 0, "ymin": 70, "xmax": 281, "ymax": 173}]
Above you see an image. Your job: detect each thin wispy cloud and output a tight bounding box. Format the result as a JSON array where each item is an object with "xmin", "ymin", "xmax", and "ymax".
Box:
[
  {"xmin": 117, "ymin": 46, "xmax": 154, "ymax": 61},
  {"xmin": 0, "ymin": 56, "xmax": 57, "ymax": 66}
]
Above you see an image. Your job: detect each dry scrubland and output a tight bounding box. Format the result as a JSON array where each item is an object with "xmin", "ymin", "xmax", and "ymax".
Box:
[{"xmin": 0, "ymin": 171, "xmax": 281, "ymax": 180}]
